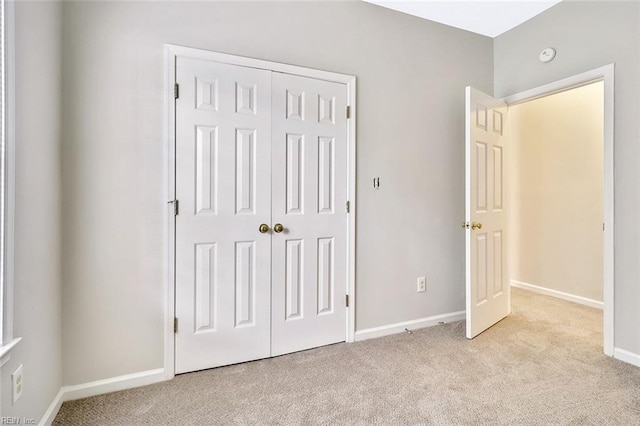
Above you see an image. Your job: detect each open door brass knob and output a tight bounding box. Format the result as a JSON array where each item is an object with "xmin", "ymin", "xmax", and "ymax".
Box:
[
  {"xmin": 273, "ymin": 223, "xmax": 284, "ymax": 233},
  {"xmin": 471, "ymin": 221, "xmax": 483, "ymax": 230},
  {"xmin": 259, "ymin": 224, "xmax": 270, "ymax": 233}
]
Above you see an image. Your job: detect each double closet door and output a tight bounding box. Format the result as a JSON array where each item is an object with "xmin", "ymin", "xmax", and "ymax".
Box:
[{"xmin": 174, "ymin": 57, "xmax": 348, "ymax": 374}]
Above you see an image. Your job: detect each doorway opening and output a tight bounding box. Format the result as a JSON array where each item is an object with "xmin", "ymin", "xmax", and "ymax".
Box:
[
  {"xmin": 503, "ymin": 64, "xmax": 614, "ymax": 356},
  {"xmin": 508, "ymin": 81, "xmax": 604, "ymax": 348}
]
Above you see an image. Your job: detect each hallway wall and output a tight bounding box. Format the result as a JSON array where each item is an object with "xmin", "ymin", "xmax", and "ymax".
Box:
[{"xmin": 508, "ymin": 82, "xmax": 604, "ymax": 302}]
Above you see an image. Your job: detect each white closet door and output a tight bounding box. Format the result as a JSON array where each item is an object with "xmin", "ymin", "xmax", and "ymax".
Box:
[
  {"xmin": 175, "ymin": 58, "xmax": 272, "ymax": 373},
  {"xmin": 270, "ymin": 73, "xmax": 348, "ymax": 356}
]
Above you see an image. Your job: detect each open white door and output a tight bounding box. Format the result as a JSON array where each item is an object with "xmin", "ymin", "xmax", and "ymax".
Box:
[{"xmin": 465, "ymin": 86, "xmax": 509, "ymax": 339}]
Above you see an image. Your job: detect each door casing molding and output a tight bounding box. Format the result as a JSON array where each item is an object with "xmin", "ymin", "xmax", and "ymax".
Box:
[
  {"xmin": 502, "ymin": 64, "xmax": 615, "ymax": 357},
  {"xmin": 164, "ymin": 44, "xmax": 357, "ymax": 379}
]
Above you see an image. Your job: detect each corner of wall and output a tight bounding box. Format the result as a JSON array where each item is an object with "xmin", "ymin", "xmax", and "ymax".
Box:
[{"xmin": 1, "ymin": 0, "xmax": 64, "ymax": 422}]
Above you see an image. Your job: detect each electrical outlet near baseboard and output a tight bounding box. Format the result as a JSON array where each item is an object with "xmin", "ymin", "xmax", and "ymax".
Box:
[
  {"xmin": 12, "ymin": 364, "xmax": 23, "ymax": 404},
  {"xmin": 417, "ymin": 276, "xmax": 426, "ymax": 293}
]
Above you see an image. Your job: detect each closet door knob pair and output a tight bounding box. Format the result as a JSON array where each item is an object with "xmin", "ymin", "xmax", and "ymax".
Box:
[{"xmin": 258, "ymin": 223, "xmax": 285, "ymax": 233}]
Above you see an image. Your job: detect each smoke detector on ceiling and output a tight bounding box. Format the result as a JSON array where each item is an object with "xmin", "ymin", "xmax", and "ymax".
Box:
[{"xmin": 539, "ymin": 48, "xmax": 556, "ymax": 63}]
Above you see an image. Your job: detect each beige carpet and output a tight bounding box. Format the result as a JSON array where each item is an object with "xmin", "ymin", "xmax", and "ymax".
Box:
[{"xmin": 54, "ymin": 288, "xmax": 640, "ymax": 425}]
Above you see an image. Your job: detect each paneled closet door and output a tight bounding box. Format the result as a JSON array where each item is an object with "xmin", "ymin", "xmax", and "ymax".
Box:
[
  {"xmin": 175, "ymin": 58, "xmax": 272, "ymax": 374},
  {"xmin": 270, "ymin": 73, "xmax": 348, "ymax": 356}
]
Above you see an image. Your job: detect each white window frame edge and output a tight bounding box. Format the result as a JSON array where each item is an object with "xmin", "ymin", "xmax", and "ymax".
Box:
[
  {"xmin": 163, "ymin": 44, "xmax": 357, "ymax": 379},
  {"xmin": 0, "ymin": 0, "xmax": 21, "ymax": 365},
  {"xmin": 502, "ymin": 63, "xmax": 615, "ymax": 357}
]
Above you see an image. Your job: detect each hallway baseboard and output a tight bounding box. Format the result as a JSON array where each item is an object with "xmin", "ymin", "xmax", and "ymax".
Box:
[{"xmin": 511, "ymin": 280, "xmax": 603, "ymax": 310}]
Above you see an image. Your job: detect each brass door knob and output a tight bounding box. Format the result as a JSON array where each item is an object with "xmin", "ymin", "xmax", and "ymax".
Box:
[
  {"xmin": 471, "ymin": 221, "xmax": 483, "ymax": 230},
  {"xmin": 273, "ymin": 223, "xmax": 284, "ymax": 233},
  {"xmin": 461, "ymin": 221, "xmax": 469, "ymax": 229},
  {"xmin": 259, "ymin": 224, "xmax": 270, "ymax": 233}
]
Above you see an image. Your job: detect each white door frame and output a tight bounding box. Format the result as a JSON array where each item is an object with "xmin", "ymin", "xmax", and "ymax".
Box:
[
  {"xmin": 502, "ymin": 64, "xmax": 615, "ymax": 357},
  {"xmin": 163, "ymin": 44, "xmax": 357, "ymax": 379}
]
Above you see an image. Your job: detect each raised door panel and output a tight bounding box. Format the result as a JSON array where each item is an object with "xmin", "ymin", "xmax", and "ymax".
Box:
[
  {"xmin": 194, "ymin": 243, "xmax": 217, "ymax": 333},
  {"xmin": 318, "ymin": 137, "xmax": 335, "ymax": 214},
  {"xmin": 235, "ymin": 129, "xmax": 256, "ymax": 215},
  {"xmin": 234, "ymin": 241, "xmax": 256, "ymax": 327},
  {"xmin": 493, "ymin": 146, "xmax": 503, "ymax": 211},
  {"xmin": 475, "ymin": 141, "xmax": 488, "ymax": 213},
  {"xmin": 475, "ymin": 234, "xmax": 488, "ymax": 305},
  {"xmin": 196, "ymin": 78, "xmax": 218, "ymax": 111},
  {"xmin": 317, "ymin": 237, "xmax": 334, "ymax": 315},
  {"xmin": 285, "ymin": 240, "xmax": 304, "ymax": 320},
  {"xmin": 236, "ymin": 82, "xmax": 257, "ymax": 115},
  {"xmin": 286, "ymin": 134, "xmax": 304, "ymax": 215},
  {"xmin": 195, "ymin": 126, "xmax": 218, "ymax": 215}
]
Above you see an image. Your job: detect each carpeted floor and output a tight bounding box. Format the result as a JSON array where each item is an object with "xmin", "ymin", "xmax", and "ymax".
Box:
[{"xmin": 54, "ymin": 288, "xmax": 640, "ymax": 425}]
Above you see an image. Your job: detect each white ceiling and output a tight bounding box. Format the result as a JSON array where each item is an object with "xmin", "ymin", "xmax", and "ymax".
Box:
[{"xmin": 363, "ymin": 0, "xmax": 562, "ymax": 38}]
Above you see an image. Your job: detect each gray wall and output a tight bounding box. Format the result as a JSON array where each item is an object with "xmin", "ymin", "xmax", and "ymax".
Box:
[
  {"xmin": 1, "ymin": 1, "xmax": 63, "ymax": 421},
  {"xmin": 60, "ymin": 1, "xmax": 493, "ymax": 385},
  {"xmin": 495, "ymin": 1, "xmax": 640, "ymax": 353}
]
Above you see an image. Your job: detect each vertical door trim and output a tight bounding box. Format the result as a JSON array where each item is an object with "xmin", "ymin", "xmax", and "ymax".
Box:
[
  {"xmin": 502, "ymin": 63, "xmax": 615, "ymax": 357},
  {"xmin": 164, "ymin": 45, "xmax": 177, "ymax": 380},
  {"xmin": 164, "ymin": 44, "xmax": 357, "ymax": 379}
]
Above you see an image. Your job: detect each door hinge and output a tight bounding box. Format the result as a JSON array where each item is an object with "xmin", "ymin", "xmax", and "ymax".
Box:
[
  {"xmin": 346, "ymin": 106, "xmax": 351, "ymax": 119},
  {"xmin": 603, "ymin": 222, "xmax": 605, "ymax": 231},
  {"xmin": 168, "ymin": 199, "xmax": 179, "ymax": 216},
  {"xmin": 174, "ymin": 317, "xmax": 178, "ymax": 333},
  {"xmin": 174, "ymin": 83, "xmax": 179, "ymax": 100},
  {"xmin": 345, "ymin": 294, "xmax": 349, "ymax": 307},
  {"xmin": 346, "ymin": 200, "xmax": 350, "ymax": 213}
]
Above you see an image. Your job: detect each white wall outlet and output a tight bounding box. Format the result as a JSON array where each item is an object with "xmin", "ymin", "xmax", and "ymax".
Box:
[
  {"xmin": 417, "ymin": 276, "xmax": 426, "ymax": 293},
  {"xmin": 12, "ymin": 364, "xmax": 23, "ymax": 404}
]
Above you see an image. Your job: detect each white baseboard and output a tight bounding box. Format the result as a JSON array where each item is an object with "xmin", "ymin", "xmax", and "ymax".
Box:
[
  {"xmin": 614, "ymin": 348, "xmax": 640, "ymax": 368},
  {"xmin": 38, "ymin": 388, "xmax": 64, "ymax": 426},
  {"xmin": 39, "ymin": 368, "xmax": 167, "ymax": 426},
  {"xmin": 354, "ymin": 311, "xmax": 466, "ymax": 341},
  {"xmin": 510, "ymin": 280, "xmax": 603, "ymax": 310}
]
